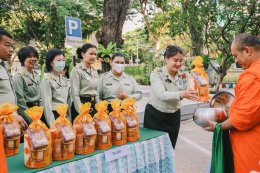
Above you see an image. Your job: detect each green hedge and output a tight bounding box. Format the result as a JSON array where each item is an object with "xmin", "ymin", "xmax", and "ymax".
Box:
[
  {"xmin": 223, "ymin": 72, "xmax": 240, "ymax": 83},
  {"xmin": 124, "ymin": 65, "xmax": 150, "ymax": 85}
]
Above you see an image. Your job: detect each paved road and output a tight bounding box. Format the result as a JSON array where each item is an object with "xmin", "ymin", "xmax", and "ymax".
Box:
[
  {"xmin": 175, "ymin": 119, "xmax": 212, "ymax": 173},
  {"xmin": 136, "ymin": 86, "xmax": 234, "ymax": 173}
]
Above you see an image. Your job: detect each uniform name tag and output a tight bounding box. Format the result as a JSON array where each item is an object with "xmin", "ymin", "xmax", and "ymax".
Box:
[
  {"xmin": 84, "ymin": 74, "xmax": 90, "ymax": 80},
  {"xmin": 104, "ymin": 145, "xmax": 128, "ymax": 162},
  {"xmin": 106, "ymin": 83, "xmax": 112, "ymax": 86},
  {"xmin": 177, "ymin": 78, "xmax": 187, "ymax": 90},
  {"xmin": 27, "ymin": 83, "xmax": 33, "ymax": 86},
  {"xmin": 123, "ymin": 83, "xmax": 130, "ymax": 86}
]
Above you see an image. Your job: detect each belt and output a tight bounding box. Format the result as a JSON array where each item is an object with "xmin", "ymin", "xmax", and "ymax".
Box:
[
  {"xmin": 26, "ymin": 101, "xmax": 40, "ymax": 108},
  {"xmin": 80, "ymin": 96, "xmax": 95, "ymax": 103}
]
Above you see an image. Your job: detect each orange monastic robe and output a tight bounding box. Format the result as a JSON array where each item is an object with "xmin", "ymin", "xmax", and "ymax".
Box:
[
  {"xmin": 0, "ymin": 128, "xmax": 7, "ymax": 173},
  {"xmin": 229, "ymin": 60, "xmax": 260, "ymax": 173}
]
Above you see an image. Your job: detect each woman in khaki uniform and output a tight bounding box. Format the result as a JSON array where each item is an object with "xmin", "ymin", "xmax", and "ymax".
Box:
[
  {"xmin": 70, "ymin": 43, "xmax": 99, "ymax": 121},
  {"xmin": 143, "ymin": 45, "xmax": 198, "ymax": 149},
  {"xmin": 97, "ymin": 53, "xmax": 142, "ymax": 112},
  {"xmin": 13, "ymin": 46, "xmax": 41, "ymax": 124},
  {"xmin": 40, "ymin": 48, "xmax": 70, "ymax": 127}
]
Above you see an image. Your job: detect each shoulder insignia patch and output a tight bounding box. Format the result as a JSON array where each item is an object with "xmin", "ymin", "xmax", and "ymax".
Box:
[
  {"xmin": 153, "ymin": 67, "xmax": 161, "ymax": 72},
  {"xmin": 18, "ymin": 69, "xmax": 25, "ymax": 75},
  {"xmin": 75, "ymin": 64, "xmax": 81, "ymax": 68},
  {"xmin": 100, "ymin": 72, "xmax": 109, "ymax": 77}
]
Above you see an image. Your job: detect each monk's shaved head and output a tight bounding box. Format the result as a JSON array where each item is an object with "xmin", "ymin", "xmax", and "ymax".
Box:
[{"xmin": 232, "ymin": 33, "xmax": 260, "ymax": 51}]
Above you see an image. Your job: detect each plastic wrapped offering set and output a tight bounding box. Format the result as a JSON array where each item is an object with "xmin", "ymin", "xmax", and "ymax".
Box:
[{"xmin": 0, "ymin": 98, "xmax": 140, "ymax": 169}]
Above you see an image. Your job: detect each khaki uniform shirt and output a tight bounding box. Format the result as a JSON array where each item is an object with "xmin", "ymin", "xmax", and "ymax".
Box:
[
  {"xmin": 40, "ymin": 72, "xmax": 70, "ymax": 126},
  {"xmin": 13, "ymin": 67, "xmax": 41, "ymax": 123},
  {"xmin": 97, "ymin": 71, "xmax": 142, "ymax": 102},
  {"xmin": 0, "ymin": 59, "xmax": 16, "ymax": 105},
  {"xmin": 70, "ymin": 62, "xmax": 99, "ymax": 114},
  {"xmin": 148, "ymin": 66, "xmax": 192, "ymax": 113}
]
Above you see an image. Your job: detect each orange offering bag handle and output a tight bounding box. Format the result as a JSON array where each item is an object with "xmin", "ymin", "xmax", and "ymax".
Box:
[
  {"xmin": 24, "ymin": 106, "xmax": 52, "ymax": 168},
  {"xmin": 0, "ymin": 103, "xmax": 21, "ymax": 156},
  {"xmin": 0, "ymin": 103, "xmax": 19, "ymax": 124},
  {"xmin": 122, "ymin": 98, "xmax": 140, "ymax": 142},
  {"xmin": 51, "ymin": 104, "xmax": 71, "ymax": 128},
  {"xmin": 122, "ymin": 98, "xmax": 137, "ymax": 118},
  {"xmin": 94, "ymin": 101, "xmax": 112, "ymax": 150},
  {"xmin": 109, "ymin": 99, "xmax": 127, "ymax": 146},
  {"xmin": 74, "ymin": 102, "xmax": 93, "ymax": 124},
  {"xmin": 74, "ymin": 103, "xmax": 96, "ymax": 154},
  {"xmin": 109, "ymin": 99, "xmax": 123, "ymax": 121},
  {"xmin": 25, "ymin": 106, "xmax": 48, "ymax": 131},
  {"xmin": 51, "ymin": 104, "xmax": 75, "ymax": 160},
  {"xmin": 94, "ymin": 101, "xmax": 110, "ymax": 125}
]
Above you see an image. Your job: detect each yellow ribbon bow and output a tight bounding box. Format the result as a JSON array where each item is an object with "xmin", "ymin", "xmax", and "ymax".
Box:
[
  {"xmin": 52, "ymin": 104, "xmax": 71, "ymax": 127},
  {"xmin": 25, "ymin": 106, "xmax": 48, "ymax": 131},
  {"xmin": 94, "ymin": 101, "xmax": 109, "ymax": 121},
  {"xmin": 0, "ymin": 103, "xmax": 18, "ymax": 123},
  {"xmin": 74, "ymin": 102, "xmax": 93, "ymax": 123},
  {"xmin": 122, "ymin": 98, "xmax": 136, "ymax": 116},
  {"xmin": 109, "ymin": 99, "xmax": 123, "ymax": 121}
]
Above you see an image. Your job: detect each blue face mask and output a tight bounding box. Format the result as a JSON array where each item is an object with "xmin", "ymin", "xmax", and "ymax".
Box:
[{"xmin": 53, "ymin": 61, "xmax": 65, "ymax": 72}]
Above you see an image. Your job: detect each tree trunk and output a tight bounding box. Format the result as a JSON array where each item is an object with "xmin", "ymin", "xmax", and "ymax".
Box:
[
  {"xmin": 189, "ymin": 25, "xmax": 203, "ymax": 56},
  {"xmin": 99, "ymin": 0, "xmax": 131, "ymax": 47},
  {"xmin": 211, "ymin": 74, "xmax": 224, "ymax": 94},
  {"xmin": 211, "ymin": 63, "xmax": 229, "ymax": 93},
  {"xmin": 182, "ymin": 1, "xmax": 204, "ymax": 56}
]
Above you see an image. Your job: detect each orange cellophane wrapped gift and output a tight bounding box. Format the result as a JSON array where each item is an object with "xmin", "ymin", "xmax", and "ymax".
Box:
[
  {"xmin": 50, "ymin": 104, "xmax": 75, "ymax": 160},
  {"xmin": 24, "ymin": 106, "xmax": 52, "ymax": 168},
  {"xmin": 93, "ymin": 101, "xmax": 112, "ymax": 150},
  {"xmin": 109, "ymin": 100, "xmax": 127, "ymax": 146},
  {"xmin": 73, "ymin": 103, "xmax": 97, "ymax": 154},
  {"xmin": 191, "ymin": 56, "xmax": 210, "ymax": 102},
  {"xmin": 0, "ymin": 103, "xmax": 21, "ymax": 156},
  {"xmin": 122, "ymin": 98, "xmax": 140, "ymax": 142}
]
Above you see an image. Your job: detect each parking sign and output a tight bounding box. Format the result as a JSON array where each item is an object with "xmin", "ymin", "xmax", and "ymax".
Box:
[{"xmin": 65, "ymin": 16, "xmax": 82, "ymax": 47}]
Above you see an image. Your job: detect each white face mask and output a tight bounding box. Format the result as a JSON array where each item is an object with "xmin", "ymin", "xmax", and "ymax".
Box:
[
  {"xmin": 113, "ymin": 63, "xmax": 125, "ymax": 73},
  {"xmin": 53, "ymin": 61, "xmax": 65, "ymax": 72}
]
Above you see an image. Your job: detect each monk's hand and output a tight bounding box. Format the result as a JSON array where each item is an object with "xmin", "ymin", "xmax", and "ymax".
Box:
[
  {"xmin": 203, "ymin": 120, "xmax": 217, "ymax": 132},
  {"xmin": 117, "ymin": 90, "xmax": 128, "ymax": 100},
  {"xmin": 15, "ymin": 115, "xmax": 28, "ymax": 131}
]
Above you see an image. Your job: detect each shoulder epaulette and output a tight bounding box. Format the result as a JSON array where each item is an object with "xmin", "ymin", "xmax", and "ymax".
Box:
[
  {"xmin": 153, "ymin": 67, "xmax": 162, "ymax": 72},
  {"xmin": 100, "ymin": 71, "xmax": 109, "ymax": 77},
  {"xmin": 75, "ymin": 64, "xmax": 81, "ymax": 68},
  {"xmin": 44, "ymin": 73, "xmax": 51, "ymax": 80},
  {"xmin": 18, "ymin": 69, "xmax": 25, "ymax": 75}
]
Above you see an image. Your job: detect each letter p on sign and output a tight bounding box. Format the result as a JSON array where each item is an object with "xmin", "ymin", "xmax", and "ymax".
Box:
[{"xmin": 68, "ymin": 20, "xmax": 78, "ymax": 34}]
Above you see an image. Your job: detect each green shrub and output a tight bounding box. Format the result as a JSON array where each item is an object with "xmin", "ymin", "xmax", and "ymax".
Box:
[
  {"xmin": 223, "ymin": 72, "xmax": 240, "ymax": 82},
  {"xmin": 124, "ymin": 66, "xmax": 145, "ymax": 76},
  {"xmin": 134, "ymin": 75, "xmax": 150, "ymax": 85},
  {"xmin": 124, "ymin": 65, "xmax": 150, "ymax": 85}
]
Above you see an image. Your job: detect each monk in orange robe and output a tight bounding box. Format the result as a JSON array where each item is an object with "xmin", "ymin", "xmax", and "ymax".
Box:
[
  {"xmin": 0, "ymin": 128, "xmax": 7, "ymax": 173},
  {"xmin": 205, "ymin": 33, "xmax": 260, "ymax": 173}
]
